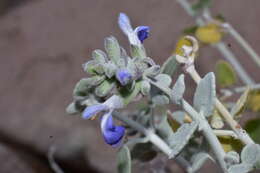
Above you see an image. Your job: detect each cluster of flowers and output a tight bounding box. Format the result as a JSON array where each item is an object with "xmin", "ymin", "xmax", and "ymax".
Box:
[{"xmin": 67, "ymin": 13, "xmax": 154, "ymax": 146}]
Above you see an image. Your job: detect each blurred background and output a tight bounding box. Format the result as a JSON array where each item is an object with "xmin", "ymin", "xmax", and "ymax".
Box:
[{"xmin": 0, "ymin": 0, "xmax": 260, "ymax": 172}]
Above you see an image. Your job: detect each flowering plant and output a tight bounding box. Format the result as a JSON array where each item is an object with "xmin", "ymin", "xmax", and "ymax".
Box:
[{"xmin": 65, "ymin": 2, "xmax": 260, "ymax": 172}]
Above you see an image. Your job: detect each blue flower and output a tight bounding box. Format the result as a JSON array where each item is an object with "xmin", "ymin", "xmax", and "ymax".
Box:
[
  {"xmin": 116, "ymin": 69, "xmax": 132, "ymax": 86},
  {"xmin": 118, "ymin": 13, "xmax": 150, "ymax": 46},
  {"xmin": 101, "ymin": 111, "xmax": 125, "ymax": 147},
  {"xmin": 82, "ymin": 95, "xmax": 125, "ymax": 146},
  {"xmin": 135, "ymin": 26, "xmax": 150, "ymax": 43}
]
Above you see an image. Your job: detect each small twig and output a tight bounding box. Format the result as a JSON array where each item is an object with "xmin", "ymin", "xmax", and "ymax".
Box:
[
  {"xmin": 47, "ymin": 145, "xmax": 64, "ymax": 173},
  {"xmin": 213, "ymin": 130, "xmax": 238, "ymax": 139}
]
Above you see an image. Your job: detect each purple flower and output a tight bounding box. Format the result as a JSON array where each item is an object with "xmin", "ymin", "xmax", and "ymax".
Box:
[
  {"xmin": 82, "ymin": 95, "xmax": 125, "ymax": 146},
  {"xmin": 116, "ymin": 69, "xmax": 132, "ymax": 86},
  {"xmin": 135, "ymin": 26, "xmax": 150, "ymax": 43},
  {"xmin": 101, "ymin": 112, "xmax": 125, "ymax": 147},
  {"xmin": 118, "ymin": 13, "xmax": 150, "ymax": 46}
]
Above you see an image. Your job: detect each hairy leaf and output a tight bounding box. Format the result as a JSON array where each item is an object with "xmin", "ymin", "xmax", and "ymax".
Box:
[
  {"xmin": 117, "ymin": 146, "xmax": 131, "ymax": 173},
  {"xmin": 161, "ymin": 55, "xmax": 179, "ymax": 76},
  {"xmin": 104, "ymin": 36, "xmax": 121, "ymax": 65},
  {"xmin": 215, "ymin": 60, "xmax": 237, "ymax": 88},
  {"xmin": 171, "ymin": 74, "xmax": 185, "ymax": 105},
  {"xmin": 193, "ymin": 72, "xmax": 216, "ymax": 117},
  {"xmin": 168, "ymin": 121, "xmax": 198, "ymax": 158},
  {"xmin": 228, "ymin": 163, "xmax": 253, "ymax": 173},
  {"xmin": 155, "ymin": 74, "xmax": 172, "ymax": 87},
  {"xmin": 241, "ymin": 144, "xmax": 260, "ymax": 168},
  {"xmin": 95, "ymin": 79, "xmax": 115, "ymax": 97}
]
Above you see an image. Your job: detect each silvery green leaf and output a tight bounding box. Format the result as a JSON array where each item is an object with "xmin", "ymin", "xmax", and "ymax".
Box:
[
  {"xmin": 130, "ymin": 44, "xmax": 146, "ymax": 59},
  {"xmin": 143, "ymin": 65, "xmax": 161, "ymax": 77},
  {"xmin": 152, "ymin": 95, "xmax": 169, "ymax": 105},
  {"xmin": 193, "ymin": 72, "xmax": 216, "ymax": 117},
  {"xmin": 231, "ymin": 87, "xmax": 250, "ymax": 119},
  {"xmin": 225, "ymin": 151, "xmax": 240, "ymax": 167},
  {"xmin": 168, "ymin": 121, "xmax": 198, "ymax": 158},
  {"xmin": 228, "ymin": 163, "xmax": 253, "ymax": 173},
  {"xmin": 140, "ymin": 80, "xmax": 151, "ymax": 96},
  {"xmin": 156, "ymin": 115, "xmax": 174, "ymax": 139},
  {"xmin": 126, "ymin": 59, "xmax": 138, "ymax": 77},
  {"xmin": 241, "ymin": 144, "xmax": 260, "ymax": 169},
  {"xmin": 171, "ymin": 74, "xmax": 185, "ymax": 105},
  {"xmin": 73, "ymin": 76, "xmax": 105, "ymax": 96},
  {"xmin": 92, "ymin": 49, "xmax": 107, "ymax": 63},
  {"xmin": 95, "ymin": 79, "xmax": 115, "ymax": 97},
  {"xmin": 103, "ymin": 61, "xmax": 117, "ymax": 78},
  {"xmin": 155, "ymin": 74, "xmax": 172, "ymax": 87},
  {"xmin": 191, "ymin": 152, "xmax": 214, "ymax": 172},
  {"xmin": 104, "ymin": 36, "xmax": 121, "ymax": 65},
  {"xmin": 82, "ymin": 60, "xmax": 104, "ymax": 75},
  {"xmin": 117, "ymin": 146, "xmax": 131, "ymax": 173},
  {"xmin": 66, "ymin": 102, "xmax": 79, "ymax": 114},
  {"xmin": 141, "ymin": 57, "xmax": 155, "ymax": 66},
  {"xmin": 161, "ymin": 55, "xmax": 179, "ymax": 76}
]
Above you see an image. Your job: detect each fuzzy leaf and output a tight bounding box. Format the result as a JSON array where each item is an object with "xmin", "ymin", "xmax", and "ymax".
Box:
[
  {"xmin": 155, "ymin": 74, "xmax": 172, "ymax": 87},
  {"xmin": 161, "ymin": 55, "xmax": 179, "ymax": 76},
  {"xmin": 66, "ymin": 101, "xmax": 85, "ymax": 115},
  {"xmin": 231, "ymin": 87, "xmax": 250, "ymax": 119},
  {"xmin": 95, "ymin": 79, "xmax": 115, "ymax": 97},
  {"xmin": 171, "ymin": 74, "xmax": 185, "ymax": 105},
  {"xmin": 103, "ymin": 61, "xmax": 117, "ymax": 78},
  {"xmin": 83, "ymin": 60, "xmax": 104, "ymax": 75},
  {"xmin": 215, "ymin": 60, "xmax": 237, "ymax": 88},
  {"xmin": 73, "ymin": 76, "xmax": 105, "ymax": 96},
  {"xmin": 117, "ymin": 146, "xmax": 131, "ymax": 173},
  {"xmin": 241, "ymin": 144, "xmax": 260, "ymax": 168},
  {"xmin": 225, "ymin": 151, "xmax": 240, "ymax": 167},
  {"xmin": 130, "ymin": 44, "xmax": 146, "ymax": 59},
  {"xmin": 193, "ymin": 72, "xmax": 216, "ymax": 117},
  {"xmin": 228, "ymin": 163, "xmax": 253, "ymax": 173},
  {"xmin": 168, "ymin": 121, "xmax": 198, "ymax": 158},
  {"xmin": 92, "ymin": 49, "xmax": 107, "ymax": 63},
  {"xmin": 244, "ymin": 118, "xmax": 260, "ymax": 144},
  {"xmin": 119, "ymin": 81, "xmax": 141, "ymax": 105},
  {"xmin": 104, "ymin": 36, "xmax": 121, "ymax": 65},
  {"xmin": 157, "ymin": 115, "xmax": 175, "ymax": 139},
  {"xmin": 152, "ymin": 95, "xmax": 169, "ymax": 106},
  {"xmin": 143, "ymin": 65, "xmax": 161, "ymax": 77},
  {"xmin": 140, "ymin": 80, "xmax": 151, "ymax": 96}
]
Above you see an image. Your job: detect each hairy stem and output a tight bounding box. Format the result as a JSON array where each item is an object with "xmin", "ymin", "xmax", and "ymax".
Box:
[{"xmin": 186, "ymin": 65, "xmax": 254, "ymax": 145}]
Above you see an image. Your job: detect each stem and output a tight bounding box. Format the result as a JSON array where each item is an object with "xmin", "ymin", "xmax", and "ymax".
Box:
[
  {"xmin": 176, "ymin": 0, "xmax": 255, "ymax": 85},
  {"xmin": 181, "ymin": 100, "xmax": 227, "ymax": 173},
  {"xmin": 213, "ymin": 130, "xmax": 238, "ymax": 139},
  {"xmin": 186, "ymin": 65, "xmax": 254, "ymax": 145},
  {"xmin": 147, "ymin": 77, "xmax": 228, "ymax": 172},
  {"xmin": 226, "ymin": 24, "xmax": 260, "ymax": 67},
  {"xmin": 234, "ymin": 83, "xmax": 260, "ymax": 93},
  {"xmin": 113, "ymin": 112, "xmax": 193, "ymax": 172}
]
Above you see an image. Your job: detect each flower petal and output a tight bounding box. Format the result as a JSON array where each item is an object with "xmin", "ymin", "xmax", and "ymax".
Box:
[
  {"xmin": 116, "ymin": 69, "xmax": 132, "ymax": 86},
  {"xmin": 135, "ymin": 26, "xmax": 150, "ymax": 43},
  {"xmin": 118, "ymin": 13, "xmax": 133, "ymax": 36},
  {"xmin": 82, "ymin": 104, "xmax": 108, "ymax": 119},
  {"xmin": 101, "ymin": 112, "xmax": 125, "ymax": 146}
]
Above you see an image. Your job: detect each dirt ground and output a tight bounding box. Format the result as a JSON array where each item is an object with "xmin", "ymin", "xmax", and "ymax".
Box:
[{"xmin": 0, "ymin": 0, "xmax": 259, "ymax": 172}]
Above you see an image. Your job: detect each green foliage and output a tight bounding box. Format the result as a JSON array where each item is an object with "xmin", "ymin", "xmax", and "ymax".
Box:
[
  {"xmin": 192, "ymin": 0, "xmax": 212, "ymax": 11},
  {"xmin": 218, "ymin": 136, "xmax": 244, "ymax": 153},
  {"xmin": 117, "ymin": 146, "xmax": 131, "ymax": 173},
  {"xmin": 161, "ymin": 55, "xmax": 179, "ymax": 76},
  {"xmin": 215, "ymin": 60, "xmax": 237, "ymax": 88},
  {"xmin": 171, "ymin": 74, "xmax": 185, "ymax": 105},
  {"xmin": 131, "ymin": 142, "xmax": 157, "ymax": 162},
  {"xmin": 183, "ymin": 25, "xmax": 198, "ymax": 35},
  {"xmin": 104, "ymin": 36, "xmax": 121, "ymax": 65},
  {"xmin": 244, "ymin": 118, "xmax": 260, "ymax": 144},
  {"xmin": 231, "ymin": 87, "xmax": 250, "ymax": 119},
  {"xmin": 247, "ymin": 90, "xmax": 260, "ymax": 112}
]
